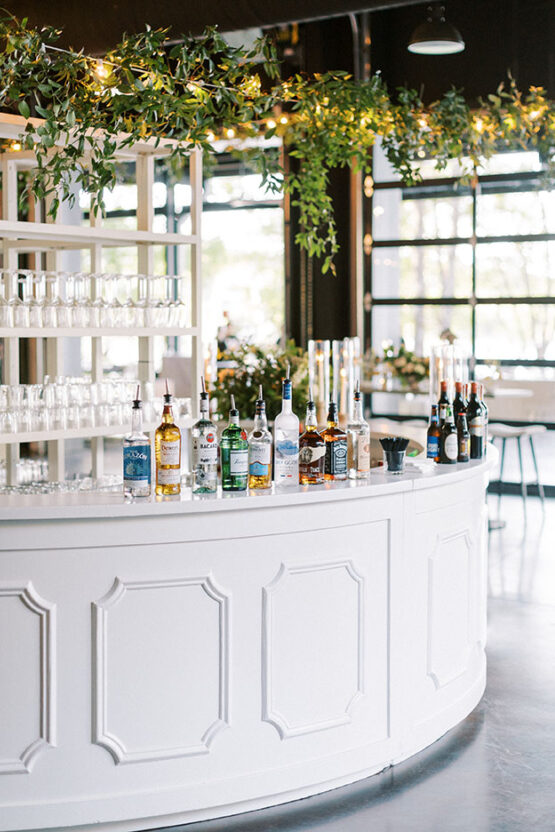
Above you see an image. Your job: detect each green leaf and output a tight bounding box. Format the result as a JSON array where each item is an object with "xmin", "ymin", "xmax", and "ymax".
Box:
[{"xmin": 18, "ymin": 100, "xmax": 30, "ymax": 119}]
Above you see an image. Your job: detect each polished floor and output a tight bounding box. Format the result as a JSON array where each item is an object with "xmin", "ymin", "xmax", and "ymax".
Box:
[{"xmin": 161, "ymin": 494, "xmax": 555, "ymax": 832}]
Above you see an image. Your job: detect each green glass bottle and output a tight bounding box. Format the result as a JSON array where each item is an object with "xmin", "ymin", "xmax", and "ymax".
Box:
[{"xmin": 220, "ymin": 394, "xmax": 248, "ymax": 491}]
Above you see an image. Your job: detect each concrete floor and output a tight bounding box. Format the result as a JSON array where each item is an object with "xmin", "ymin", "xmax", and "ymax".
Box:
[{"xmin": 160, "ymin": 494, "xmax": 555, "ymax": 832}]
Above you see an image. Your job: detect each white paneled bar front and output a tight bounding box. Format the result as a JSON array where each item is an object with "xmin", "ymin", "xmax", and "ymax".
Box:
[{"xmin": 0, "ymin": 455, "xmax": 493, "ymax": 832}]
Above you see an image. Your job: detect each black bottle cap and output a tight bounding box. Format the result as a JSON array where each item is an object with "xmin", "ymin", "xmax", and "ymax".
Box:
[
  {"xmin": 229, "ymin": 393, "xmax": 239, "ymax": 418},
  {"xmin": 132, "ymin": 384, "xmax": 142, "ymax": 409},
  {"xmin": 163, "ymin": 378, "xmax": 172, "ymax": 404}
]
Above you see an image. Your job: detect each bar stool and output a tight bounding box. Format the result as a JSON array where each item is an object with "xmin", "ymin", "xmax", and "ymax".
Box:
[{"xmin": 488, "ymin": 423, "xmax": 546, "ymax": 504}]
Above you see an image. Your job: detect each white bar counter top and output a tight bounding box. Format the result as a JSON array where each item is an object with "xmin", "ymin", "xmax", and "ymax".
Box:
[{"xmin": 0, "ymin": 452, "xmax": 495, "ymax": 832}]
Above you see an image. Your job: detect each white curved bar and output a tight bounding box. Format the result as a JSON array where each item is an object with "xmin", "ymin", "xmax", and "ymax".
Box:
[{"xmin": 0, "ymin": 455, "xmax": 494, "ymax": 832}]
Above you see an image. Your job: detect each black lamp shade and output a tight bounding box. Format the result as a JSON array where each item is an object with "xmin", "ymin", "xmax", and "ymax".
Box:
[{"xmin": 408, "ymin": 4, "xmax": 465, "ymax": 55}]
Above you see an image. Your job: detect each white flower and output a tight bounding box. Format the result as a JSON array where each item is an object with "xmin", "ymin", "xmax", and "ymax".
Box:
[
  {"xmin": 405, "ymin": 362, "xmax": 415, "ymax": 373},
  {"xmin": 394, "ymin": 356, "xmax": 406, "ymax": 368}
]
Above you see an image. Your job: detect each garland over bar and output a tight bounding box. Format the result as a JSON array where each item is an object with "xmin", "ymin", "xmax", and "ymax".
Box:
[{"xmin": 1, "ymin": 15, "xmax": 554, "ymax": 272}]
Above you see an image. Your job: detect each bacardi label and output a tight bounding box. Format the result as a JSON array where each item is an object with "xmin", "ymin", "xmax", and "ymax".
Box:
[{"xmin": 192, "ymin": 432, "xmax": 218, "ymax": 465}]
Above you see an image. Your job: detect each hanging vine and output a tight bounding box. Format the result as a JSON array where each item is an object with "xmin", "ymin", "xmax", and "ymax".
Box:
[{"xmin": 0, "ymin": 14, "xmax": 554, "ymax": 273}]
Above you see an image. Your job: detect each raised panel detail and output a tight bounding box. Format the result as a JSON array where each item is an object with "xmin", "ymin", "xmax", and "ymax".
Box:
[
  {"xmin": 0, "ymin": 583, "xmax": 56, "ymax": 774},
  {"xmin": 92, "ymin": 575, "xmax": 230, "ymax": 764},
  {"xmin": 262, "ymin": 560, "xmax": 364, "ymax": 739},
  {"xmin": 427, "ymin": 531, "xmax": 473, "ymax": 689}
]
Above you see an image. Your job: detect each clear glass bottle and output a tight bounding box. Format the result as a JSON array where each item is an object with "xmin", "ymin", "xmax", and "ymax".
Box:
[
  {"xmin": 220, "ymin": 394, "xmax": 248, "ymax": 491},
  {"xmin": 248, "ymin": 385, "xmax": 272, "ymax": 490},
  {"xmin": 155, "ymin": 381, "xmax": 182, "ymax": 496},
  {"xmin": 273, "ymin": 364, "xmax": 299, "ymax": 487},
  {"xmin": 321, "ymin": 399, "xmax": 348, "ymax": 481},
  {"xmin": 299, "ymin": 390, "xmax": 325, "ymax": 485},
  {"xmin": 123, "ymin": 385, "xmax": 151, "ymax": 498},
  {"xmin": 191, "ymin": 377, "xmax": 219, "ymax": 494},
  {"xmin": 347, "ymin": 382, "xmax": 370, "ymax": 479}
]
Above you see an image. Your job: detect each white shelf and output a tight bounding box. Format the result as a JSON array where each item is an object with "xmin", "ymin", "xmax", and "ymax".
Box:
[
  {"xmin": 0, "ymin": 219, "xmax": 196, "ymax": 249},
  {"xmin": 0, "ymin": 327, "xmax": 197, "ymax": 338},
  {"xmin": 0, "ymin": 423, "xmax": 158, "ymax": 445}
]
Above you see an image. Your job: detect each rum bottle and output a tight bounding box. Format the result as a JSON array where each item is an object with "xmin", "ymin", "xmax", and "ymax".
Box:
[
  {"xmin": 439, "ymin": 405, "xmax": 458, "ymax": 464},
  {"xmin": 220, "ymin": 394, "xmax": 248, "ymax": 491},
  {"xmin": 155, "ymin": 380, "xmax": 181, "ymax": 496},
  {"xmin": 347, "ymin": 382, "xmax": 370, "ymax": 479},
  {"xmin": 426, "ymin": 403, "xmax": 441, "ymax": 462},
  {"xmin": 466, "ymin": 381, "xmax": 485, "ymax": 459},
  {"xmin": 248, "ymin": 385, "xmax": 272, "ymax": 489},
  {"xmin": 321, "ymin": 399, "xmax": 348, "ymax": 481},
  {"xmin": 123, "ymin": 384, "xmax": 151, "ymax": 498},
  {"xmin": 299, "ymin": 390, "xmax": 325, "ymax": 485},
  {"xmin": 274, "ymin": 363, "xmax": 300, "ymax": 487},
  {"xmin": 191, "ymin": 377, "xmax": 218, "ymax": 494}
]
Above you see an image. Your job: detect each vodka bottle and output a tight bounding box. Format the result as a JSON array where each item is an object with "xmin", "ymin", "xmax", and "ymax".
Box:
[
  {"xmin": 273, "ymin": 363, "xmax": 300, "ymax": 487},
  {"xmin": 347, "ymin": 382, "xmax": 370, "ymax": 479},
  {"xmin": 123, "ymin": 385, "xmax": 151, "ymax": 498}
]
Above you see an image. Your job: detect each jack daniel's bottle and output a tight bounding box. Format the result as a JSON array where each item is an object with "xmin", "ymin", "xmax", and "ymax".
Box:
[{"xmin": 321, "ymin": 399, "xmax": 348, "ymax": 481}]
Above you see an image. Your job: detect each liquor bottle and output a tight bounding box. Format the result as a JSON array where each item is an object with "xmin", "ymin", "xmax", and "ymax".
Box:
[
  {"xmin": 274, "ymin": 363, "xmax": 300, "ymax": 487},
  {"xmin": 248, "ymin": 385, "xmax": 272, "ymax": 490},
  {"xmin": 155, "ymin": 380, "xmax": 182, "ymax": 496},
  {"xmin": 466, "ymin": 381, "xmax": 486, "ymax": 459},
  {"xmin": 439, "ymin": 405, "xmax": 458, "ymax": 464},
  {"xmin": 347, "ymin": 382, "xmax": 370, "ymax": 479},
  {"xmin": 191, "ymin": 377, "xmax": 218, "ymax": 494},
  {"xmin": 479, "ymin": 383, "xmax": 489, "ymax": 446},
  {"xmin": 457, "ymin": 411, "xmax": 470, "ymax": 463},
  {"xmin": 123, "ymin": 384, "xmax": 151, "ymax": 497},
  {"xmin": 220, "ymin": 394, "xmax": 248, "ymax": 491},
  {"xmin": 452, "ymin": 381, "xmax": 467, "ymax": 422},
  {"xmin": 299, "ymin": 388, "xmax": 325, "ymax": 485},
  {"xmin": 438, "ymin": 380, "xmax": 450, "ymax": 426},
  {"xmin": 426, "ymin": 403, "xmax": 441, "ymax": 462},
  {"xmin": 321, "ymin": 399, "xmax": 348, "ymax": 481}
]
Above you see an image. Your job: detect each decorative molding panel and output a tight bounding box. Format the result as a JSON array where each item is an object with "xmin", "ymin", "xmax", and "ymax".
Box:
[
  {"xmin": 427, "ymin": 530, "xmax": 473, "ymax": 690},
  {"xmin": 262, "ymin": 560, "xmax": 364, "ymax": 739},
  {"xmin": 0, "ymin": 582, "xmax": 56, "ymax": 774},
  {"xmin": 92, "ymin": 575, "xmax": 230, "ymax": 764}
]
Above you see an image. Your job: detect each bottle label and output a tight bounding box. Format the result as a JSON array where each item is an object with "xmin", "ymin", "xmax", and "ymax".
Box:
[
  {"xmin": 469, "ymin": 417, "xmax": 484, "ymax": 437},
  {"xmin": 192, "ymin": 433, "xmax": 218, "ymax": 465},
  {"xmin": 249, "ymin": 445, "xmax": 271, "ymax": 477},
  {"xmin": 427, "ymin": 436, "xmax": 440, "ymax": 458},
  {"xmin": 357, "ymin": 441, "xmax": 370, "ymax": 472},
  {"xmin": 439, "ymin": 403, "xmax": 447, "ymax": 421},
  {"xmin": 325, "ymin": 439, "xmax": 348, "ymax": 476},
  {"xmin": 444, "ymin": 434, "xmax": 458, "ymax": 460},
  {"xmin": 160, "ymin": 439, "xmax": 180, "ymax": 466},
  {"xmin": 275, "ymin": 438, "xmax": 299, "ymax": 481},
  {"xmin": 123, "ymin": 445, "xmax": 151, "ymax": 483},
  {"xmin": 229, "ymin": 449, "xmax": 248, "ymax": 475},
  {"xmin": 157, "ymin": 467, "xmax": 180, "ymax": 485},
  {"xmin": 299, "ymin": 445, "xmax": 325, "ymax": 465},
  {"xmin": 458, "ymin": 436, "xmax": 470, "ymax": 459}
]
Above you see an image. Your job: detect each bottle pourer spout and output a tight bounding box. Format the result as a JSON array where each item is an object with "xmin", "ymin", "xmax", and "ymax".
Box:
[
  {"xmin": 230, "ymin": 394, "xmax": 236, "ymax": 411},
  {"xmin": 201, "ymin": 376, "xmax": 206, "ymax": 394},
  {"xmin": 258, "ymin": 384, "xmax": 263, "ymax": 400},
  {"xmin": 285, "ymin": 361, "xmax": 290, "ymax": 380}
]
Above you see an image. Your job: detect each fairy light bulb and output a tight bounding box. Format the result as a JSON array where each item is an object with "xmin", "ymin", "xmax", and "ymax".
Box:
[
  {"xmin": 279, "ymin": 116, "xmax": 288, "ymax": 124},
  {"xmin": 267, "ymin": 119, "xmax": 276, "ymax": 129},
  {"xmin": 10, "ymin": 141, "xmax": 22, "ymax": 152},
  {"xmin": 94, "ymin": 60, "xmax": 110, "ymax": 82},
  {"xmin": 226, "ymin": 128, "xmax": 235, "ymax": 139},
  {"xmin": 206, "ymin": 131, "xmax": 215, "ymax": 142}
]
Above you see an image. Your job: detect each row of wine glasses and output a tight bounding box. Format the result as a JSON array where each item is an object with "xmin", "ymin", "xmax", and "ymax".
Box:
[
  {"xmin": 0, "ymin": 472, "xmax": 122, "ymax": 496},
  {"xmin": 0, "ymin": 458, "xmax": 49, "ymax": 486},
  {"xmin": 0, "ymin": 270, "xmax": 188, "ymax": 330}
]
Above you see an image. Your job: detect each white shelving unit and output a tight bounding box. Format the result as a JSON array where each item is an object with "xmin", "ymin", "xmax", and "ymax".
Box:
[{"xmin": 0, "ymin": 114, "xmax": 203, "ymax": 486}]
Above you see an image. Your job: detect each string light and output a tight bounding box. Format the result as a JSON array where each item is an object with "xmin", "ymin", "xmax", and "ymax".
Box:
[
  {"xmin": 529, "ymin": 108, "xmax": 543, "ymax": 121},
  {"xmin": 267, "ymin": 119, "xmax": 276, "ymax": 129},
  {"xmin": 206, "ymin": 131, "xmax": 215, "ymax": 142},
  {"xmin": 93, "ymin": 60, "xmax": 111, "ymax": 82},
  {"xmin": 226, "ymin": 128, "xmax": 235, "ymax": 139},
  {"xmin": 473, "ymin": 117, "xmax": 484, "ymax": 133},
  {"xmin": 279, "ymin": 115, "xmax": 288, "ymax": 125},
  {"xmin": 10, "ymin": 141, "xmax": 22, "ymax": 152}
]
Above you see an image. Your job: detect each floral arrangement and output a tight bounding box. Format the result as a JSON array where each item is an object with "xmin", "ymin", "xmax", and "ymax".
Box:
[
  {"xmin": 382, "ymin": 341, "xmax": 429, "ymax": 390},
  {"xmin": 0, "ymin": 14, "xmax": 554, "ymax": 273},
  {"xmin": 211, "ymin": 341, "xmax": 308, "ymax": 422}
]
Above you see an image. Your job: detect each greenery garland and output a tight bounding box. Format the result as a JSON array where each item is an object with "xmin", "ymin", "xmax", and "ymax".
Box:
[{"xmin": 1, "ymin": 14, "xmax": 554, "ymax": 273}]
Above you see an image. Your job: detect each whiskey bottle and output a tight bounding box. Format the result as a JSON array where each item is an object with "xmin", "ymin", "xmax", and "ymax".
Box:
[
  {"xmin": 426, "ymin": 403, "xmax": 441, "ymax": 462},
  {"xmin": 347, "ymin": 382, "xmax": 370, "ymax": 479},
  {"xmin": 248, "ymin": 385, "xmax": 272, "ymax": 490},
  {"xmin": 321, "ymin": 399, "xmax": 348, "ymax": 481},
  {"xmin": 457, "ymin": 411, "xmax": 470, "ymax": 463},
  {"xmin": 438, "ymin": 379, "xmax": 450, "ymax": 426},
  {"xmin": 123, "ymin": 384, "xmax": 151, "ymax": 498},
  {"xmin": 274, "ymin": 363, "xmax": 300, "ymax": 487},
  {"xmin": 220, "ymin": 394, "xmax": 248, "ymax": 491},
  {"xmin": 466, "ymin": 381, "xmax": 485, "ymax": 459},
  {"xmin": 439, "ymin": 405, "xmax": 458, "ymax": 464},
  {"xmin": 299, "ymin": 389, "xmax": 325, "ymax": 485},
  {"xmin": 192, "ymin": 377, "xmax": 218, "ymax": 494},
  {"xmin": 155, "ymin": 380, "xmax": 182, "ymax": 496}
]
